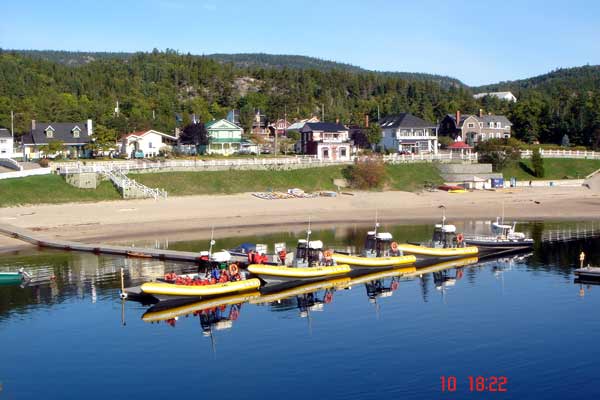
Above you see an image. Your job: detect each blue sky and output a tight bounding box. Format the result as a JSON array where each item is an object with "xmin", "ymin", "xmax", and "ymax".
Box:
[{"xmin": 1, "ymin": 0, "xmax": 599, "ymax": 86}]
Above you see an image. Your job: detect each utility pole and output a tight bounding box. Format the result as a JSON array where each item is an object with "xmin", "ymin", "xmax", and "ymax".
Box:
[
  {"xmin": 377, "ymin": 105, "xmax": 380, "ymax": 121},
  {"xmin": 10, "ymin": 110, "xmax": 14, "ymax": 138},
  {"xmin": 321, "ymin": 103, "xmax": 324, "ymax": 121}
]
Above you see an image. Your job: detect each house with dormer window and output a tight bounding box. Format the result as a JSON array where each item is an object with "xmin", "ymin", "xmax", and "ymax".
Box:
[{"xmin": 21, "ymin": 119, "xmax": 94, "ymax": 159}]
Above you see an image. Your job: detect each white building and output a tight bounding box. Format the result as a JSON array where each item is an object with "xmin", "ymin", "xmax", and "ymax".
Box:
[
  {"xmin": 379, "ymin": 113, "xmax": 438, "ymax": 154},
  {"xmin": 119, "ymin": 130, "xmax": 177, "ymax": 158},
  {"xmin": 473, "ymin": 91, "xmax": 517, "ymax": 102},
  {"xmin": 0, "ymin": 128, "xmax": 14, "ymax": 157}
]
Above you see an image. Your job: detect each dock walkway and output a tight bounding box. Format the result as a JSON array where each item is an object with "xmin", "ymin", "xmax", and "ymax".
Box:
[{"xmin": 0, "ymin": 223, "xmax": 205, "ymax": 262}]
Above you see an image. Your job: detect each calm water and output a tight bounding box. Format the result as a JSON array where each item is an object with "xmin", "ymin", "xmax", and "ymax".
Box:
[{"xmin": 1, "ymin": 221, "xmax": 600, "ymax": 399}]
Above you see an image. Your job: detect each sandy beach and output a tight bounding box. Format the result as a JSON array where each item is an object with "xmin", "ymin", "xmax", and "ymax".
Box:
[{"xmin": 1, "ymin": 186, "xmax": 599, "ymax": 252}]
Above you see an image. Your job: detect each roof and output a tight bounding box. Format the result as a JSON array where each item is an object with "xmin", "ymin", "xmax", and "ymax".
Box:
[
  {"xmin": 22, "ymin": 121, "xmax": 91, "ymax": 146},
  {"xmin": 120, "ymin": 129, "xmax": 177, "ymax": 141},
  {"xmin": 445, "ymin": 113, "xmax": 512, "ymax": 127},
  {"xmin": 303, "ymin": 122, "xmax": 347, "ymax": 132},
  {"xmin": 448, "ymin": 141, "xmax": 472, "ymax": 149},
  {"xmin": 478, "ymin": 114, "xmax": 512, "ymax": 126},
  {"xmin": 205, "ymin": 119, "xmax": 243, "ymax": 130},
  {"xmin": 378, "ymin": 113, "xmax": 436, "ymax": 129},
  {"xmin": 0, "ymin": 128, "xmax": 11, "ymax": 139}
]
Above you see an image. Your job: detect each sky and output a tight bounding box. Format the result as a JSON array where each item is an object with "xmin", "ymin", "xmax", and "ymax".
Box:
[{"xmin": 1, "ymin": 0, "xmax": 599, "ymax": 86}]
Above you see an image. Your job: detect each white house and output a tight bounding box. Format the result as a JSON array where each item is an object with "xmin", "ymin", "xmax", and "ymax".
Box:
[
  {"xmin": 379, "ymin": 113, "xmax": 438, "ymax": 154},
  {"xmin": 473, "ymin": 91, "xmax": 517, "ymax": 102},
  {"xmin": 119, "ymin": 130, "xmax": 177, "ymax": 158},
  {"xmin": 0, "ymin": 128, "xmax": 14, "ymax": 157}
]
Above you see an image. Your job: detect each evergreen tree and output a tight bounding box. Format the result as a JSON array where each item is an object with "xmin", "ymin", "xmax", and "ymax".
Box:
[{"xmin": 531, "ymin": 148, "xmax": 545, "ymax": 178}]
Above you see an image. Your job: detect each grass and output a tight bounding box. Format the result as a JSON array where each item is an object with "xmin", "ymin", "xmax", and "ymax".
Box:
[
  {"xmin": 0, "ymin": 175, "xmax": 120, "ymax": 207},
  {"xmin": 0, "ymin": 164, "xmax": 443, "ymax": 207},
  {"xmin": 131, "ymin": 166, "xmax": 344, "ymax": 195},
  {"xmin": 501, "ymin": 159, "xmax": 600, "ymax": 180},
  {"xmin": 386, "ymin": 163, "xmax": 444, "ymax": 191},
  {"xmin": 132, "ymin": 164, "xmax": 444, "ymax": 195}
]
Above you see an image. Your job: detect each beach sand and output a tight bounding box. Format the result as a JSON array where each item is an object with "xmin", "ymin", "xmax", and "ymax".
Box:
[{"xmin": 1, "ymin": 187, "xmax": 599, "ymax": 252}]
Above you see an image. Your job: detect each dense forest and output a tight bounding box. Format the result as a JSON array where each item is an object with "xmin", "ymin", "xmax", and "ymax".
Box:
[{"xmin": 1, "ymin": 49, "xmax": 599, "ymax": 148}]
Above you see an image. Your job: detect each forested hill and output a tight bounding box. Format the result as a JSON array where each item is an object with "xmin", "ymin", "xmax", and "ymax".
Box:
[
  {"xmin": 473, "ymin": 65, "xmax": 600, "ymax": 95},
  {"xmin": 0, "ymin": 49, "xmax": 599, "ymax": 148},
  {"xmin": 7, "ymin": 49, "xmax": 464, "ymax": 88}
]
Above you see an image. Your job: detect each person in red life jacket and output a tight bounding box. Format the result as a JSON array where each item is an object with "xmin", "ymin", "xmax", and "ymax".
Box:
[{"xmin": 278, "ymin": 249, "xmax": 287, "ymax": 265}]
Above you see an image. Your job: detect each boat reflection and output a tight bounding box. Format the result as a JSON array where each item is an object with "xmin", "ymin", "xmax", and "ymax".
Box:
[{"xmin": 141, "ymin": 291, "xmax": 261, "ymax": 333}]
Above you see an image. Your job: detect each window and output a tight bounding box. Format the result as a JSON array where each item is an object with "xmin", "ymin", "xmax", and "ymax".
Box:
[
  {"xmin": 148, "ymin": 142, "xmax": 153, "ymax": 148},
  {"xmin": 479, "ymin": 122, "xmax": 483, "ymax": 128},
  {"xmin": 468, "ymin": 123, "xmax": 474, "ymax": 128},
  {"xmin": 496, "ymin": 122, "xmax": 501, "ymax": 128},
  {"xmin": 481, "ymin": 133, "xmax": 486, "ymax": 140},
  {"xmin": 46, "ymin": 130, "xmax": 54, "ymax": 138},
  {"xmin": 489, "ymin": 122, "xmax": 494, "ymax": 128},
  {"xmin": 0, "ymin": 139, "xmax": 6, "ymax": 144},
  {"xmin": 322, "ymin": 148, "xmax": 329, "ymax": 158},
  {"xmin": 341, "ymin": 147, "xmax": 347, "ymax": 157},
  {"xmin": 72, "ymin": 128, "xmax": 80, "ymax": 138}
]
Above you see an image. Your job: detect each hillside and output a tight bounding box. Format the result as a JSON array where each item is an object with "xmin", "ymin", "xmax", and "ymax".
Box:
[
  {"xmin": 473, "ymin": 65, "xmax": 600, "ymax": 95},
  {"xmin": 6, "ymin": 49, "xmax": 464, "ymax": 88}
]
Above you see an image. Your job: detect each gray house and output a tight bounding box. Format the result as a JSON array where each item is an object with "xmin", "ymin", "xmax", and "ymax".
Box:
[
  {"xmin": 438, "ymin": 110, "xmax": 511, "ymax": 145},
  {"xmin": 21, "ymin": 119, "xmax": 93, "ymax": 159}
]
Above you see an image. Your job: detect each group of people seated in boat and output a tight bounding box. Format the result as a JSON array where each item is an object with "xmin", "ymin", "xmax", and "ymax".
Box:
[{"xmin": 164, "ymin": 264, "xmax": 243, "ymax": 286}]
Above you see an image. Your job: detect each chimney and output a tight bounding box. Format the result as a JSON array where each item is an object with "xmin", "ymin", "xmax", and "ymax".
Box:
[
  {"xmin": 365, "ymin": 114, "xmax": 369, "ymax": 128},
  {"xmin": 479, "ymin": 108, "xmax": 483, "ymax": 118},
  {"xmin": 336, "ymin": 117, "xmax": 339, "ymax": 124},
  {"xmin": 31, "ymin": 119, "xmax": 36, "ymax": 131},
  {"xmin": 455, "ymin": 110, "xmax": 461, "ymax": 126},
  {"xmin": 87, "ymin": 119, "xmax": 93, "ymax": 136}
]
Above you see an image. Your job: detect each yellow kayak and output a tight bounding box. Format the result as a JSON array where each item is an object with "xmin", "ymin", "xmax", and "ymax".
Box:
[
  {"xmin": 142, "ymin": 291, "xmax": 261, "ymax": 323},
  {"xmin": 247, "ymin": 264, "xmax": 351, "ymax": 282},
  {"xmin": 331, "ymin": 253, "xmax": 416, "ymax": 267},
  {"xmin": 396, "ymin": 244, "xmax": 478, "ymax": 258},
  {"xmin": 140, "ymin": 278, "xmax": 262, "ymax": 297},
  {"xmin": 250, "ymin": 278, "xmax": 351, "ymax": 305}
]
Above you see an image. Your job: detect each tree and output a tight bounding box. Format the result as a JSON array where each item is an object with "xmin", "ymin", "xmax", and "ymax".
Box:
[
  {"xmin": 531, "ymin": 148, "xmax": 545, "ymax": 178},
  {"xmin": 87, "ymin": 124, "xmax": 118, "ymax": 157},
  {"xmin": 366, "ymin": 123, "xmax": 382, "ymax": 149},
  {"xmin": 286, "ymin": 130, "xmax": 300, "ymax": 141},
  {"xmin": 180, "ymin": 122, "xmax": 210, "ymax": 153},
  {"xmin": 475, "ymin": 139, "xmax": 521, "ymax": 172},
  {"xmin": 39, "ymin": 140, "xmax": 65, "ymax": 158},
  {"xmin": 561, "ymin": 134, "xmax": 570, "ymax": 147}
]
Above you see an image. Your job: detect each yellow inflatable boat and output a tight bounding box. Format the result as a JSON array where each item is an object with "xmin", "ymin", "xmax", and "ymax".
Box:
[
  {"xmin": 396, "ymin": 243, "xmax": 478, "ymax": 258},
  {"xmin": 140, "ymin": 278, "xmax": 261, "ymax": 297},
  {"xmin": 346, "ymin": 266, "xmax": 416, "ymax": 287},
  {"xmin": 247, "ymin": 264, "xmax": 351, "ymax": 283},
  {"xmin": 331, "ymin": 253, "xmax": 416, "ymax": 268},
  {"xmin": 142, "ymin": 291, "xmax": 261, "ymax": 323}
]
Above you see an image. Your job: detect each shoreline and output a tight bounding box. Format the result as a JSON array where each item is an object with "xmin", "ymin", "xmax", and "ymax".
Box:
[{"xmin": 1, "ymin": 187, "xmax": 599, "ymax": 253}]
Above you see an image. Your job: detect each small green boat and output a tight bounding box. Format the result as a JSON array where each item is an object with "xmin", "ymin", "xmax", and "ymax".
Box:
[{"xmin": 0, "ymin": 269, "xmax": 31, "ymax": 286}]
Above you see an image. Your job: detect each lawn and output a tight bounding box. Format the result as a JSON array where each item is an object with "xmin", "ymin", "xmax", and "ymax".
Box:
[
  {"xmin": 501, "ymin": 159, "xmax": 600, "ymax": 180},
  {"xmin": 0, "ymin": 175, "xmax": 120, "ymax": 207},
  {"xmin": 132, "ymin": 164, "xmax": 444, "ymax": 195},
  {"xmin": 386, "ymin": 163, "xmax": 444, "ymax": 191},
  {"xmin": 0, "ymin": 164, "xmax": 444, "ymax": 207}
]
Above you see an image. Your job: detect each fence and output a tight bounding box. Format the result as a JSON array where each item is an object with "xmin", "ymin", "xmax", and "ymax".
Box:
[
  {"xmin": 0, "ymin": 167, "xmax": 52, "ymax": 180},
  {"xmin": 383, "ymin": 152, "xmax": 478, "ymax": 163},
  {"xmin": 53, "ymin": 152, "xmax": 478, "ymax": 174},
  {"xmin": 520, "ymin": 149, "xmax": 600, "ymax": 159},
  {"xmin": 0, "ymin": 157, "xmax": 22, "ymax": 171}
]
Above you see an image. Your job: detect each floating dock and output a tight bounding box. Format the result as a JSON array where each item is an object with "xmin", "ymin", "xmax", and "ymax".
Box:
[
  {"xmin": 574, "ymin": 266, "xmax": 600, "ymax": 280},
  {"xmin": 0, "ymin": 223, "xmax": 244, "ymax": 264}
]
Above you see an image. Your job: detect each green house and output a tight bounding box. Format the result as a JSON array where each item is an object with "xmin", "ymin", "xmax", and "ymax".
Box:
[{"xmin": 204, "ymin": 119, "xmax": 243, "ymax": 155}]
